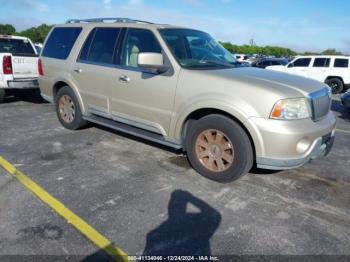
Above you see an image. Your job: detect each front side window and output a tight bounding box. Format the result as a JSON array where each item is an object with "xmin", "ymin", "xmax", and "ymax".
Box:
[
  {"xmin": 160, "ymin": 29, "xmax": 236, "ymax": 69},
  {"xmin": 0, "ymin": 38, "xmax": 36, "ymax": 56},
  {"xmin": 334, "ymin": 59, "xmax": 349, "ymax": 68},
  {"xmin": 121, "ymin": 29, "xmax": 162, "ymax": 68},
  {"xmin": 293, "ymin": 58, "xmax": 311, "ymax": 67},
  {"xmin": 42, "ymin": 27, "xmax": 82, "ymax": 60},
  {"xmin": 79, "ymin": 27, "xmax": 121, "ymax": 64},
  {"xmin": 313, "ymin": 58, "xmax": 330, "ymax": 67}
]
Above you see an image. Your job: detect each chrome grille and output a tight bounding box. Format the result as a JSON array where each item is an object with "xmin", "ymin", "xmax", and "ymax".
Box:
[{"xmin": 309, "ymin": 87, "xmax": 332, "ymax": 121}]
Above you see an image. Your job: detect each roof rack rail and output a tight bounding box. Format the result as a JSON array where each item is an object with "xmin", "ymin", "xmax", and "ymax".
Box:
[{"xmin": 66, "ymin": 18, "xmax": 154, "ymax": 24}]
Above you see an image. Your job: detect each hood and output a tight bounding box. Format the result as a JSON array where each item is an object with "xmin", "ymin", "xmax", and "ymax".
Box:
[{"xmin": 196, "ymin": 67, "xmax": 325, "ymax": 96}]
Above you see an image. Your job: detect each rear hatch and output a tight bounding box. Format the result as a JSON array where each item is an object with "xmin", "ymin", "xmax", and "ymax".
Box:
[{"xmin": 0, "ymin": 37, "xmax": 38, "ymax": 79}]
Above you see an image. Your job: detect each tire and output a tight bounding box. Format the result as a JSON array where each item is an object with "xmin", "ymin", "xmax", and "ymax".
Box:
[
  {"xmin": 186, "ymin": 114, "xmax": 254, "ymax": 183},
  {"xmin": 0, "ymin": 89, "xmax": 5, "ymax": 102},
  {"xmin": 326, "ymin": 78, "xmax": 343, "ymax": 94},
  {"xmin": 55, "ymin": 86, "xmax": 88, "ymax": 130}
]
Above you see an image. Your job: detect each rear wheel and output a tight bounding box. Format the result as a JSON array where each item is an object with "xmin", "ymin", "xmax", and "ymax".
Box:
[
  {"xmin": 326, "ymin": 78, "xmax": 343, "ymax": 94},
  {"xmin": 55, "ymin": 86, "xmax": 88, "ymax": 130},
  {"xmin": 186, "ymin": 114, "xmax": 254, "ymax": 183}
]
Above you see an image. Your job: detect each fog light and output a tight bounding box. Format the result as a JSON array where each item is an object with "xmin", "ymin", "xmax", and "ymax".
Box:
[{"xmin": 296, "ymin": 138, "xmax": 311, "ymax": 154}]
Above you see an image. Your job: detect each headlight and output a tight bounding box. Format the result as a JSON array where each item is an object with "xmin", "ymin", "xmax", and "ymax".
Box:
[{"xmin": 270, "ymin": 98, "xmax": 311, "ymax": 120}]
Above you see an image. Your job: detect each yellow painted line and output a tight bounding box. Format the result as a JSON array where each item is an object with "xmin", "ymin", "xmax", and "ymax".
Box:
[
  {"xmin": 0, "ymin": 156, "xmax": 131, "ymax": 262},
  {"xmin": 336, "ymin": 128, "xmax": 350, "ymax": 135}
]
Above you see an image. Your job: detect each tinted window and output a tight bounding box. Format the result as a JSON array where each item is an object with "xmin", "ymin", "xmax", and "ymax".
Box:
[
  {"xmin": 261, "ymin": 61, "xmax": 271, "ymax": 66},
  {"xmin": 271, "ymin": 61, "xmax": 281, "ymax": 66},
  {"xmin": 80, "ymin": 28, "xmax": 121, "ymax": 64},
  {"xmin": 293, "ymin": 58, "xmax": 311, "ymax": 67},
  {"xmin": 121, "ymin": 29, "xmax": 161, "ymax": 67},
  {"xmin": 0, "ymin": 38, "xmax": 36, "ymax": 56},
  {"xmin": 334, "ymin": 59, "xmax": 349, "ymax": 68},
  {"xmin": 313, "ymin": 58, "xmax": 330, "ymax": 67},
  {"xmin": 42, "ymin": 27, "xmax": 82, "ymax": 59}
]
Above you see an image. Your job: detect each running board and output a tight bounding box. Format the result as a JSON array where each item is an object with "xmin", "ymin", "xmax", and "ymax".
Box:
[{"xmin": 83, "ymin": 114, "xmax": 182, "ymax": 149}]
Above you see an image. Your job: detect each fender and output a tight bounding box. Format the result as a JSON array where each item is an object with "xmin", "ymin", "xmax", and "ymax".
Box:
[
  {"xmin": 52, "ymin": 76, "xmax": 86, "ymax": 113},
  {"xmin": 170, "ymin": 98, "xmax": 264, "ymax": 156}
]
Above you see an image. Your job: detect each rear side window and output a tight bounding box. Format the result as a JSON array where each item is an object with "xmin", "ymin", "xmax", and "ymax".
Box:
[
  {"xmin": 42, "ymin": 27, "xmax": 82, "ymax": 60},
  {"xmin": 334, "ymin": 59, "xmax": 349, "ymax": 68},
  {"xmin": 313, "ymin": 58, "xmax": 330, "ymax": 67},
  {"xmin": 0, "ymin": 38, "xmax": 36, "ymax": 57},
  {"xmin": 79, "ymin": 27, "xmax": 121, "ymax": 64},
  {"xmin": 293, "ymin": 58, "xmax": 311, "ymax": 67}
]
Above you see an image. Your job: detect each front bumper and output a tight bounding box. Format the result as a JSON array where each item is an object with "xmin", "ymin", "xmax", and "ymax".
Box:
[
  {"xmin": 256, "ymin": 130, "xmax": 335, "ymax": 170},
  {"xmin": 6, "ymin": 79, "xmax": 39, "ymax": 89},
  {"xmin": 248, "ymin": 112, "xmax": 336, "ymax": 170}
]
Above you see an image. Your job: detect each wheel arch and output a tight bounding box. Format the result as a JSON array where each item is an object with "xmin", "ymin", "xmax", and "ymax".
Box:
[
  {"xmin": 177, "ymin": 106, "xmax": 261, "ymax": 160},
  {"xmin": 52, "ymin": 79, "xmax": 85, "ymax": 113},
  {"xmin": 325, "ymin": 76, "xmax": 344, "ymax": 85}
]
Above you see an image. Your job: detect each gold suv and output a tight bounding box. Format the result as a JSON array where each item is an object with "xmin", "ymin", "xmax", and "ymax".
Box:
[{"xmin": 39, "ymin": 18, "xmax": 336, "ymax": 183}]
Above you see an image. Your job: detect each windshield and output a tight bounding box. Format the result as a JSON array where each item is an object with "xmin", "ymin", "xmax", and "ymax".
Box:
[
  {"xmin": 0, "ymin": 38, "xmax": 36, "ymax": 56},
  {"xmin": 159, "ymin": 29, "xmax": 237, "ymax": 69}
]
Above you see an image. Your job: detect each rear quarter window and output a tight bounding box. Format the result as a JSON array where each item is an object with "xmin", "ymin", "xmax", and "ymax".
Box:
[
  {"xmin": 42, "ymin": 27, "xmax": 82, "ymax": 60},
  {"xmin": 334, "ymin": 59, "xmax": 349, "ymax": 68}
]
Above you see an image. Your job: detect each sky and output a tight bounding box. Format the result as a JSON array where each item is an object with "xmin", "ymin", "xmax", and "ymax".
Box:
[{"xmin": 0, "ymin": 0, "xmax": 350, "ymax": 53}]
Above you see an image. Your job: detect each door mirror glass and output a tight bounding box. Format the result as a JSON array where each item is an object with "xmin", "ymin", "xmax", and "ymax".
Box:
[
  {"xmin": 138, "ymin": 52, "xmax": 168, "ymax": 73},
  {"xmin": 288, "ymin": 63, "xmax": 294, "ymax": 68}
]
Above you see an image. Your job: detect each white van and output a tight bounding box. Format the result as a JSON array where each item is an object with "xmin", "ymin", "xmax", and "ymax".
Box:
[{"xmin": 266, "ymin": 56, "xmax": 350, "ymax": 93}]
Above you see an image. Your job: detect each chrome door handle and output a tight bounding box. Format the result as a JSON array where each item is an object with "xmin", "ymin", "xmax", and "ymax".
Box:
[
  {"xmin": 119, "ymin": 75, "xmax": 130, "ymax": 83},
  {"xmin": 73, "ymin": 68, "xmax": 82, "ymax": 73}
]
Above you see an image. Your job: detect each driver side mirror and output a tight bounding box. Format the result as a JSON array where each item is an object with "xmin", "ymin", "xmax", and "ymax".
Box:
[
  {"xmin": 288, "ymin": 63, "xmax": 294, "ymax": 68},
  {"xmin": 137, "ymin": 53, "xmax": 169, "ymax": 73}
]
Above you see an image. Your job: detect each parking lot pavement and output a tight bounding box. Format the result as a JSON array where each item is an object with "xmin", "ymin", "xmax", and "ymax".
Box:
[{"xmin": 0, "ymin": 92, "xmax": 350, "ymax": 259}]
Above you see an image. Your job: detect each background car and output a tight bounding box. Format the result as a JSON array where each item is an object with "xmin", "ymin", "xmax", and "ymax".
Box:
[
  {"xmin": 266, "ymin": 55, "xmax": 350, "ymax": 94},
  {"xmin": 252, "ymin": 58, "xmax": 289, "ymax": 69},
  {"xmin": 341, "ymin": 91, "xmax": 350, "ymax": 108}
]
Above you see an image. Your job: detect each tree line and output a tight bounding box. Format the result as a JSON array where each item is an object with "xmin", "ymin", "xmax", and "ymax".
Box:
[
  {"xmin": 0, "ymin": 23, "xmax": 52, "ymax": 43},
  {"xmin": 0, "ymin": 23, "xmax": 345, "ymax": 56}
]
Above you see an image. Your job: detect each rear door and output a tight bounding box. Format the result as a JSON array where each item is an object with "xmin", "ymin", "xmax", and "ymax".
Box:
[
  {"xmin": 307, "ymin": 57, "xmax": 331, "ymax": 82},
  {"xmin": 71, "ymin": 27, "xmax": 122, "ymax": 113},
  {"xmin": 0, "ymin": 37, "xmax": 38, "ymax": 79}
]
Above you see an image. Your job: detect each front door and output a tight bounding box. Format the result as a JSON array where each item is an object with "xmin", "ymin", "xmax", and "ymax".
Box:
[
  {"xmin": 287, "ymin": 57, "xmax": 312, "ymax": 78},
  {"xmin": 110, "ymin": 28, "xmax": 177, "ymax": 136}
]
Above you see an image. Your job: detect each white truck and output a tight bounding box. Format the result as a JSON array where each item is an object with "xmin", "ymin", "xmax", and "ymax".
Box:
[
  {"xmin": 0, "ymin": 35, "xmax": 39, "ymax": 101},
  {"xmin": 266, "ymin": 55, "xmax": 350, "ymax": 94}
]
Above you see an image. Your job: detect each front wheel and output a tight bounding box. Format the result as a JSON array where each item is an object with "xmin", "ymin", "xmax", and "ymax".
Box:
[
  {"xmin": 186, "ymin": 114, "xmax": 254, "ymax": 183},
  {"xmin": 326, "ymin": 78, "xmax": 343, "ymax": 94}
]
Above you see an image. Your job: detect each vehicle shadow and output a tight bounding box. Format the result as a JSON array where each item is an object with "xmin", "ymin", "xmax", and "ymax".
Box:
[
  {"xmin": 0, "ymin": 89, "xmax": 47, "ymax": 104},
  {"xmin": 331, "ymin": 99, "xmax": 350, "ymax": 121},
  {"xmin": 142, "ymin": 190, "xmax": 221, "ymax": 256}
]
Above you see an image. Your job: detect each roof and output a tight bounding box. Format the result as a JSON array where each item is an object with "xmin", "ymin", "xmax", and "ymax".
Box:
[
  {"xmin": 294, "ymin": 55, "xmax": 350, "ymax": 59},
  {"xmin": 0, "ymin": 35, "xmax": 29, "ymax": 40},
  {"xmin": 61, "ymin": 17, "xmax": 188, "ymax": 30}
]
